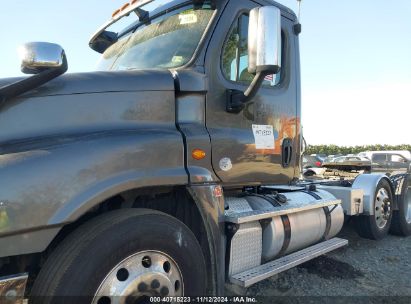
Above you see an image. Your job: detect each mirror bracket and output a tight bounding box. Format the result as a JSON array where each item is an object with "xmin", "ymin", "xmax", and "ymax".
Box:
[
  {"xmin": 133, "ymin": 8, "xmax": 150, "ymax": 23},
  {"xmin": 293, "ymin": 23, "xmax": 302, "ymax": 35},
  {"xmin": 0, "ymin": 60, "xmax": 67, "ymax": 106},
  {"xmin": 226, "ymin": 89, "xmax": 246, "ymax": 113},
  {"xmin": 226, "ymin": 71, "xmax": 273, "ymax": 113}
]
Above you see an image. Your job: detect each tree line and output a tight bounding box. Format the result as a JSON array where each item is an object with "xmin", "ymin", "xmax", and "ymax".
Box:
[{"xmin": 306, "ymin": 144, "xmax": 411, "ymax": 156}]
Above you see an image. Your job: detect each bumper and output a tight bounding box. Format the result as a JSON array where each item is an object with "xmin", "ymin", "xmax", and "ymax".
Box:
[{"xmin": 0, "ymin": 273, "xmax": 28, "ymax": 304}]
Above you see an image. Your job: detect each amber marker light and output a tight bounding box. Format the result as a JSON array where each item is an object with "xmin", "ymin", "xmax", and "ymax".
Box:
[
  {"xmin": 121, "ymin": 3, "xmax": 130, "ymax": 11},
  {"xmin": 112, "ymin": 9, "xmax": 121, "ymax": 18},
  {"xmin": 192, "ymin": 149, "xmax": 206, "ymax": 160}
]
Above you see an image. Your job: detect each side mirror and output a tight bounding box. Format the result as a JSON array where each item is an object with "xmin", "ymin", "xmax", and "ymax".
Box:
[
  {"xmin": 227, "ymin": 6, "xmax": 282, "ymax": 113},
  {"xmin": 248, "ymin": 6, "xmax": 281, "ymax": 75},
  {"xmin": 18, "ymin": 42, "xmax": 68, "ymax": 75},
  {"xmin": 0, "ymin": 42, "xmax": 68, "ymax": 104}
]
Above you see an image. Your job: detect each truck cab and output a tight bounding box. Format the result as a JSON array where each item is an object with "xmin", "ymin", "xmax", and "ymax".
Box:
[
  {"xmin": 90, "ymin": 0, "xmax": 301, "ymax": 186},
  {"xmin": 0, "ymin": 0, "xmax": 410, "ymax": 302}
]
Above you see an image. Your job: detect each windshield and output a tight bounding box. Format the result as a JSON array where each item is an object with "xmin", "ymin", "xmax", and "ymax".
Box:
[{"xmin": 97, "ymin": 5, "xmax": 214, "ymax": 71}]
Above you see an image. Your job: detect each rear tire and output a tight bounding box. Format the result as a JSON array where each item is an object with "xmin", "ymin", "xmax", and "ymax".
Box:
[
  {"xmin": 30, "ymin": 209, "xmax": 206, "ymax": 304},
  {"xmin": 390, "ymin": 183, "xmax": 411, "ymax": 236},
  {"xmin": 304, "ymin": 170, "xmax": 315, "ymax": 177},
  {"xmin": 354, "ymin": 179, "xmax": 393, "ymax": 240}
]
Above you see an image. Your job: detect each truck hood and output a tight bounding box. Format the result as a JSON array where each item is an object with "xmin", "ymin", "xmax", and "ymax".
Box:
[
  {"xmin": 0, "ymin": 70, "xmax": 175, "ymax": 98},
  {"xmin": 0, "ymin": 69, "xmax": 179, "ymax": 145}
]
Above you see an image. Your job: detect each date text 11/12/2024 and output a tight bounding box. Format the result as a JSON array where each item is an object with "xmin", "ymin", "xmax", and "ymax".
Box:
[{"xmin": 149, "ymin": 296, "xmax": 257, "ymax": 303}]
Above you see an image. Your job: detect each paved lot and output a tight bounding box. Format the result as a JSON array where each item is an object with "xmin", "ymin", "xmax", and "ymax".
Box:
[{"xmin": 245, "ymin": 223, "xmax": 411, "ymax": 303}]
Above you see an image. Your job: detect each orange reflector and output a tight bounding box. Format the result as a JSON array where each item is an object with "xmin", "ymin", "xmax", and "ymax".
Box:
[
  {"xmin": 112, "ymin": 9, "xmax": 121, "ymax": 18},
  {"xmin": 121, "ymin": 3, "xmax": 130, "ymax": 11},
  {"xmin": 192, "ymin": 149, "xmax": 206, "ymax": 160},
  {"xmin": 213, "ymin": 185, "xmax": 223, "ymax": 198},
  {"xmin": 131, "ymin": 0, "xmax": 139, "ymax": 4}
]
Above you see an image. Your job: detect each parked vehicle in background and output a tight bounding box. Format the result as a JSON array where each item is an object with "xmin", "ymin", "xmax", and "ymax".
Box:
[
  {"xmin": 322, "ymin": 156, "xmax": 371, "ymax": 172},
  {"xmin": 358, "ymin": 151, "xmax": 411, "ymax": 162},
  {"xmin": 302, "ymin": 155, "xmax": 326, "ymax": 177},
  {"xmin": 358, "ymin": 151, "xmax": 411, "ymax": 175},
  {"xmin": 310, "ymin": 154, "xmax": 327, "ymax": 160},
  {"xmin": 302, "ymin": 155, "xmax": 323, "ymax": 169},
  {"xmin": 322, "ymin": 154, "xmax": 343, "ymax": 163}
]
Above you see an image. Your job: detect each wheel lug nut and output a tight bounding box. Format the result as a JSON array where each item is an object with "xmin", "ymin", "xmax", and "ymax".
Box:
[
  {"xmin": 151, "ymin": 279, "xmax": 160, "ymax": 289},
  {"xmin": 138, "ymin": 282, "xmax": 148, "ymax": 292},
  {"xmin": 160, "ymin": 286, "xmax": 169, "ymax": 296}
]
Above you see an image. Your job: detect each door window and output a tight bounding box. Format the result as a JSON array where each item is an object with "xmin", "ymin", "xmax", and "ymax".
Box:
[
  {"xmin": 372, "ymin": 154, "xmax": 387, "ymax": 163},
  {"xmin": 221, "ymin": 14, "xmax": 282, "ymax": 86},
  {"xmin": 390, "ymin": 155, "xmax": 407, "ymax": 163}
]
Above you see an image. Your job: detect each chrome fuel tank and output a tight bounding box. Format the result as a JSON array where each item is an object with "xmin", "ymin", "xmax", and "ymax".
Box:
[{"xmin": 230, "ymin": 190, "xmax": 344, "ymax": 262}]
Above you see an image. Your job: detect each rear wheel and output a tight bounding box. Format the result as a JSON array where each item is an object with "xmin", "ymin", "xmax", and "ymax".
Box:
[
  {"xmin": 30, "ymin": 209, "xmax": 206, "ymax": 304},
  {"xmin": 354, "ymin": 179, "xmax": 393, "ymax": 240},
  {"xmin": 390, "ymin": 183, "xmax": 411, "ymax": 236},
  {"xmin": 303, "ymin": 170, "xmax": 315, "ymax": 177}
]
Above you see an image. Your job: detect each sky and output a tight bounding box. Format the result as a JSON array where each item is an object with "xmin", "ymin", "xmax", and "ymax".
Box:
[{"xmin": 0, "ymin": 0, "xmax": 410, "ymax": 146}]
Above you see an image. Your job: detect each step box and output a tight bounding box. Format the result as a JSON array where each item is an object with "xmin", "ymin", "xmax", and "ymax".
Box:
[{"xmin": 229, "ymin": 237, "xmax": 348, "ymax": 288}]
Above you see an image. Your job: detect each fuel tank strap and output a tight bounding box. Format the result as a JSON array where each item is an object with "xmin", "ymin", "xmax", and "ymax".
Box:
[
  {"xmin": 321, "ymin": 207, "xmax": 332, "ymax": 241},
  {"xmin": 278, "ymin": 215, "xmax": 291, "ymax": 257},
  {"xmin": 301, "ymin": 190, "xmax": 332, "ymax": 240},
  {"xmin": 245, "ymin": 193, "xmax": 290, "ymax": 257},
  {"xmin": 300, "ymin": 190, "xmax": 322, "ymax": 200}
]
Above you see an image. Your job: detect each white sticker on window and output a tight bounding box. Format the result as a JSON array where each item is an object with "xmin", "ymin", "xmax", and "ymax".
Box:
[
  {"xmin": 252, "ymin": 124, "xmax": 275, "ymax": 149},
  {"xmin": 179, "ymin": 13, "xmax": 198, "ymax": 25},
  {"xmin": 171, "ymin": 56, "xmax": 184, "ymax": 64}
]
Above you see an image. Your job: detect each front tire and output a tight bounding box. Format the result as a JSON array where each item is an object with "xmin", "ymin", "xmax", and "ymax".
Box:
[
  {"xmin": 30, "ymin": 209, "xmax": 206, "ymax": 304},
  {"xmin": 354, "ymin": 179, "xmax": 393, "ymax": 240}
]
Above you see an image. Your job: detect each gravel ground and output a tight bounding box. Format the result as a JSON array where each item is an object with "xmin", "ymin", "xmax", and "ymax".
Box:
[{"xmin": 241, "ymin": 222, "xmax": 411, "ymax": 303}]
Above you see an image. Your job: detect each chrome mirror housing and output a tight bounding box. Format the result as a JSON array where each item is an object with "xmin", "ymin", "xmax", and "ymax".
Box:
[
  {"xmin": 248, "ymin": 6, "xmax": 281, "ymax": 75},
  {"xmin": 18, "ymin": 42, "xmax": 67, "ymax": 75}
]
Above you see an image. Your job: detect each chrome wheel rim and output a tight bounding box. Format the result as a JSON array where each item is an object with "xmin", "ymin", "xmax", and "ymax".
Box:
[
  {"xmin": 374, "ymin": 188, "xmax": 391, "ymax": 229},
  {"xmin": 92, "ymin": 250, "xmax": 184, "ymax": 304}
]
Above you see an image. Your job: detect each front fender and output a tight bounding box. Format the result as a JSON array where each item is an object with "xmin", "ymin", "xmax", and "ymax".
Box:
[{"xmin": 0, "ymin": 130, "xmax": 186, "ymax": 257}]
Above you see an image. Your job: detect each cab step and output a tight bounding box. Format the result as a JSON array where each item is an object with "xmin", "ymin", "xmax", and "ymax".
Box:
[
  {"xmin": 229, "ymin": 237, "xmax": 348, "ymax": 288},
  {"xmin": 225, "ymin": 199, "xmax": 341, "ymax": 224}
]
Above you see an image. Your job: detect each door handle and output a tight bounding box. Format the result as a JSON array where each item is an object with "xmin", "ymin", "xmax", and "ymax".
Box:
[
  {"xmin": 287, "ymin": 146, "xmax": 293, "ymax": 165},
  {"xmin": 282, "ymin": 138, "xmax": 293, "ymax": 168}
]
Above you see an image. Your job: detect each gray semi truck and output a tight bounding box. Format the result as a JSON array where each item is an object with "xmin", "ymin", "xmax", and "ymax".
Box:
[{"xmin": 0, "ymin": 0, "xmax": 410, "ymax": 303}]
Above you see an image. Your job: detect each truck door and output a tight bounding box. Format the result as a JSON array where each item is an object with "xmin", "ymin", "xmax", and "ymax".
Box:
[
  {"xmin": 204, "ymin": 0, "xmax": 300, "ymax": 185},
  {"xmin": 371, "ymin": 154, "xmax": 388, "ymax": 173}
]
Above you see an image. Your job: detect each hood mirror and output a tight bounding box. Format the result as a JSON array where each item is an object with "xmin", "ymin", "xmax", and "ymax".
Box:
[
  {"xmin": 0, "ymin": 42, "xmax": 68, "ymax": 104},
  {"xmin": 18, "ymin": 42, "xmax": 68, "ymax": 75}
]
